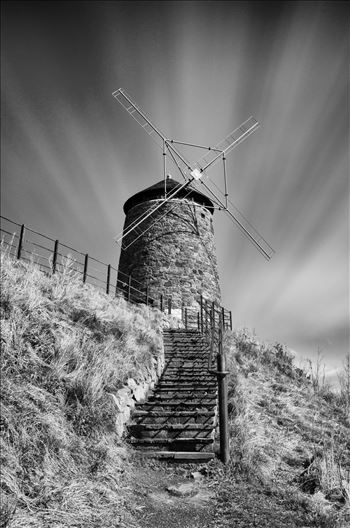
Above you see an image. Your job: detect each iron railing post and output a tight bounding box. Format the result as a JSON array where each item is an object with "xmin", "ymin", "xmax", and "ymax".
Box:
[
  {"xmin": 168, "ymin": 297, "xmax": 172, "ymax": 315},
  {"xmin": 160, "ymin": 294, "xmax": 163, "ymax": 312},
  {"xmin": 200, "ymin": 294, "xmax": 204, "ymax": 333},
  {"xmin": 217, "ymin": 319, "xmax": 229, "ymax": 464},
  {"xmin": 83, "ymin": 254, "xmax": 89, "ymax": 283},
  {"xmin": 52, "ymin": 239, "xmax": 59, "ymax": 273},
  {"xmin": 17, "ymin": 224, "xmax": 25, "ymax": 260},
  {"xmin": 106, "ymin": 264, "xmax": 111, "ymax": 294}
]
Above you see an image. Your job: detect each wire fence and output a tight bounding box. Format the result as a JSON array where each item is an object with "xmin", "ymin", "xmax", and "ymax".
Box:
[
  {"xmin": 0, "ymin": 215, "xmax": 233, "ymax": 326},
  {"xmin": 0, "ymin": 216, "xmax": 154, "ymax": 306}
]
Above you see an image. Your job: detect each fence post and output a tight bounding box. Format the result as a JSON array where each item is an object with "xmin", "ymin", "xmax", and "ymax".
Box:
[
  {"xmin": 52, "ymin": 239, "xmax": 59, "ymax": 273},
  {"xmin": 17, "ymin": 224, "xmax": 25, "ymax": 260},
  {"xmin": 197, "ymin": 311, "xmax": 200, "ymax": 331},
  {"xmin": 160, "ymin": 294, "xmax": 163, "ymax": 312},
  {"xmin": 229, "ymin": 310, "xmax": 232, "ymax": 331},
  {"xmin": 127, "ymin": 275, "xmax": 132, "ymax": 302},
  {"xmin": 83, "ymin": 254, "xmax": 89, "ymax": 283},
  {"xmin": 205, "ymin": 300, "xmax": 208, "ymax": 333},
  {"xmin": 221, "ymin": 306, "xmax": 225, "ymax": 330},
  {"xmin": 185, "ymin": 307, "xmax": 188, "ymax": 329},
  {"xmin": 200, "ymin": 295, "xmax": 203, "ymax": 333},
  {"xmin": 168, "ymin": 297, "xmax": 172, "ymax": 315},
  {"xmin": 106, "ymin": 264, "xmax": 111, "ymax": 294},
  {"xmin": 217, "ymin": 319, "xmax": 229, "ymax": 464}
]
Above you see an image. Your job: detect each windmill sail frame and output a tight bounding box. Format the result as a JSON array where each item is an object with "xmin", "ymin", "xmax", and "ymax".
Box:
[{"xmin": 113, "ymin": 88, "xmax": 274, "ymax": 260}]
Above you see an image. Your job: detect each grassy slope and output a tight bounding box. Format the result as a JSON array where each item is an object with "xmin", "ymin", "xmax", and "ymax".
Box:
[
  {"xmin": 221, "ymin": 329, "xmax": 350, "ymax": 527},
  {"xmin": 1, "ymin": 250, "xmax": 349, "ymax": 528},
  {"xmin": 0, "ymin": 251, "xmax": 163, "ymax": 527}
]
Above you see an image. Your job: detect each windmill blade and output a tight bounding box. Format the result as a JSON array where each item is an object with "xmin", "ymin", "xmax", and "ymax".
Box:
[
  {"xmin": 191, "ymin": 117, "xmax": 260, "ymax": 177},
  {"xmin": 192, "ymin": 178, "xmax": 274, "ymax": 260},
  {"xmin": 112, "ymin": 88, "xmax": 193, "ymax": 180}
]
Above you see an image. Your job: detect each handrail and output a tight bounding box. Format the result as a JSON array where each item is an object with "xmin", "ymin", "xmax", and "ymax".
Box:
[{"xmin": 185, "ymin": 294, "xmax": 231, "ymax": 464}]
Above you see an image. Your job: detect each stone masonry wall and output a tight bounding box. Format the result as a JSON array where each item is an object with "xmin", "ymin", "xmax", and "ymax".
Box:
[{"xmin": 117, "ymin": 198, "xmax": 221, "ymax": 309}]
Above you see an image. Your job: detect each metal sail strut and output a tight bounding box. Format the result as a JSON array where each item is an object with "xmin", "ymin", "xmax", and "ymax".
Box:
[
  {"xmin": 192, "ymin": 178, "xmax": 274, "ymax": 260},
  {"xmin": 190, "ymin": 117, "xmax": 260, "ymax": 178},
  {"xmin": 112, "ymin": 88, "xmax": 193, "ymax": 181},
  {"xmin": 115, "ymin": 178, "xmax": 193, "ymax": 243}
]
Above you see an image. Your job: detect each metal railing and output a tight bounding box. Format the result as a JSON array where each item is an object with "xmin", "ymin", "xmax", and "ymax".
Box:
[
  {"xmin": 1, "ymin": 215, "xmax": 232, "ymax": 462},
  {"xmin": 0, "ymin": 216, "xmax": 166, "ymax": 308},
  {"xmin": 179, "ymin": 295, "xmax": 231, "ymax": 464}
]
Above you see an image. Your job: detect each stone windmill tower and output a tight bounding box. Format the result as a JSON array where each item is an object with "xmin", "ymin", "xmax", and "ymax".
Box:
[
  {"xmin": 117, "ymin": 176, "xmax": 221, "ymax": 309},
  {"xmin": 113, "ymin": 89, "xmax": 274, "ymax": 310}
]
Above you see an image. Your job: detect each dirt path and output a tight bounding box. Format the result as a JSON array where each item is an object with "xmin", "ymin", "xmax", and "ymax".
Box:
[{"xmin": 123, "ymin": 455, "xmax": 316, "ymax": 528}]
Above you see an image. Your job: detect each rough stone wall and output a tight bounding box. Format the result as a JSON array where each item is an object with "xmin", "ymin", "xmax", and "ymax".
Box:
[{"xmin": 117, "ymin": 198, "xmax": 221, "ymax": 309}]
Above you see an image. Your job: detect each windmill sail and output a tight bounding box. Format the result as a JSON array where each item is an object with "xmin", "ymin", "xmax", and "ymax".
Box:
[
  {"xmin": 112, "ymin": 88, "xmax": 193, "ymax": 180},
  {"xmin": 192, "ymin": 117, "xmax": 260, "ymax": 176},
  {"xmin": 113, "ymin": 88, "xmax": 274, "ymax": 259},
  {"xmin": 192, "ymin": 178, "xmax": 274, "ymax": 260}
]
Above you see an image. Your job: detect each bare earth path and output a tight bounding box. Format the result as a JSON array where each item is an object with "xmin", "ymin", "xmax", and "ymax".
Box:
[{"xmin": 123, "ymin": 456, "xmax": 318, "ymax": 528}]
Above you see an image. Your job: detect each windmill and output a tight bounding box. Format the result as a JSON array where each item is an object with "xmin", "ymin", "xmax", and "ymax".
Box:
[{"xmin": 112, "ymin": 88, "xmax": 274, "ymax": 261}]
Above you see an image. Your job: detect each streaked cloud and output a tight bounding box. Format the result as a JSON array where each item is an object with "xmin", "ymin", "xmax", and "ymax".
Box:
[{"xmin": 1, "ymin": 1, "xmax": 348, "ymax": 380}]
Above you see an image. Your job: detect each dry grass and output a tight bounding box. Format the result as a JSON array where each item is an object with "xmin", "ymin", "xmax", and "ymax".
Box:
[
  {"xmin": 0, "ymin": 248, "xmax": 163, "ymax": 527},
  {"xmin": 224, "ymin": 328, "xmax": 350, "ymax": 527}
]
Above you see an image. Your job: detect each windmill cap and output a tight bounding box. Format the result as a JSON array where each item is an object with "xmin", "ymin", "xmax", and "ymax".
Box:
[{"xmin": 123, "ymin": 178, "xmax": 214, "ymax": 215}]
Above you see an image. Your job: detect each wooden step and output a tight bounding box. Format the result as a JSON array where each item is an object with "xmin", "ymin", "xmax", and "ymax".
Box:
[
  {"xmin": 149, "ymin": 394, "xmax": 217, "ymax": 401},
  {"xmin": 140, "ymin": 401, "xmax": 216, "ymax": 411},
  {"xmin": 154, "ymin": 387, "xmax": 217, "ymax": 394},
  {"xmin": 157, "ymin": 384, "xmax": 217, "ymax": 390},
  {"xmin": 129, "ymin": 437, "xmax": 213, "ymax": 449},
  {"xmin": 136, "ymin": 451, "xmax": 215, "ymax": 461},
  {"xmin": 133, "ymin": 410, "xmax": 215, "ymax": 417},
  {"xmin": 129, "ymin": 423, "xmax": 213, "ymax": 431}
]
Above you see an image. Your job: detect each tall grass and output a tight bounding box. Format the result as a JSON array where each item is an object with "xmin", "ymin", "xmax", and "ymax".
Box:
[
  {"xmin": 224, "ymin": 328, "xmax": 350, "ymax": 526},
  {"xmin": 0, "ymin": 248, "xmax": 163, "ymax": 527}
]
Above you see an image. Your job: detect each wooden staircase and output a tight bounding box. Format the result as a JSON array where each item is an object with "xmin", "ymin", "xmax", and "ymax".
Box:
[{"xmin": 128, "ymin": 329, "xmax": 218, "ymax": 461}]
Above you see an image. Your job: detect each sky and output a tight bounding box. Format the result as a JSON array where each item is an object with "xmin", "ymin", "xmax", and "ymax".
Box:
[{"xmin": 1, "ymin": 1, "xmax": 349, "ymax": 384}]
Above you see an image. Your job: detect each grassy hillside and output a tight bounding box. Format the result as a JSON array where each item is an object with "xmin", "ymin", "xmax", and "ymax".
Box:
[
  {"xmin": 220, "ymin": 329, "xmax": 350, "ymax": 526},
  {"xmin": 0, "ymin": 250, "xmax": 163, "ymax": 527},
  {"xmin": 1, "ymin": 248, "xmax": 349, "ymax": 527}
]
